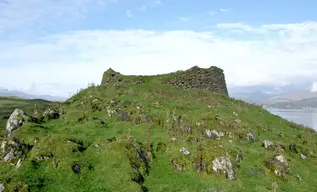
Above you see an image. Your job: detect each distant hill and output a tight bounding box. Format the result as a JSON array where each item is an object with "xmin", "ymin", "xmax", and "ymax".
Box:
[
  {"xmin": 268, "ymin": 91, "xmax": 317, "ymax": 102},
  {"xmin": 0, "ymin": 96, "xmax": 57, "ymax": 129},
  {"xmin": 254, "ymin": 91, "xmax": 317, "ymax": 108},
  {"xmin": 0, "ymin": 88, "xmax": 67, "ymax": 101}
]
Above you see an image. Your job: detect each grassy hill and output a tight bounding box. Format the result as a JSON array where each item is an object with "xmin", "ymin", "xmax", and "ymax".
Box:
[
  {"xmin": 0, "ymin": 97, "xmax": 57, "ymax": 133},
  {"xmin": 1, "ymin": 79, "xmax": 317, "ymax": 191}
]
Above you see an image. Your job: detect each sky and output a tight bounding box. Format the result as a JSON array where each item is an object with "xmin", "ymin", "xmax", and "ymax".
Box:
[{"xmin": 1, "ymin": 0, "xmax": 317, "ymax": 97}]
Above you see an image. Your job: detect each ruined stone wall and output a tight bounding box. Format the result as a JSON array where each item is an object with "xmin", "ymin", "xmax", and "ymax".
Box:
[
  {"xmin": 101, "ymin": 66, "xmax": 229, "ymax": 96},
  {"xmin": 167, "ymin": 66, "xmax": 228, "ymax": 96}
]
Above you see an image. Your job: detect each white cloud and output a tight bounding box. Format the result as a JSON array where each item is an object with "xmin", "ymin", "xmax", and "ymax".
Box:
[
  {"xmin": 126, "ymin": 10, "xmax": 134, "ymax": 17},
  {"xmin": 220, "ymin": 8, "xmax": 229, "ymax": 12},
  {"xmin": 1, "ymin": 22, "xmax": 317, "ymax": 97},
  {"xmin": 179, "ymin": 16, "xmax": 192, "ymax": 22},
  {"xmin": 215, "ymin": 23, "xmax": 254, "ymax": 32}
]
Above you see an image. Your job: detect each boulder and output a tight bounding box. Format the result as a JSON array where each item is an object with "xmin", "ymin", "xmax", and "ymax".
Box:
[
  {"xmin": 236, "ymin": 151, "xmax": 243, "ymax": 163},
  {"xmin": 262, "ymin": 140, "xmax": 274, "ymax": 148},
  {"xmin": 296, "ymin": 174, "xmax": 302, "ymax": 181},
  {"xmin": 72, "ymin": 164, "xmax": 81, "ymax": 174},
  {"xmin": 205, "ymin": 130, "xmax": 224, "ymax": 139},
  {"xmin": 212, "ymin": 155, "xmax": 236, "ymax": 180},
  {"xmin": 6, "ymin": 108, "xmax": 25, "ymax": 134},
  {"xmin": 300, "ymin": 153, "xmax": 307, "ymax": 160},
  {"xmin": 1, "ymin": 141, "xmax": 6, "ymax": 153},
  {"xmin": 289, "ymin": 144, "xmax": 297, "ymax": 153},
  {"xmin": 234, "ymin": 119, "xmax": 241, "ymax": 124},
  {"xmin": 0, "ymin": 181, "xmax": 4, "ymax": 192},
  {"xmin": 247, "ymin": 131, "xmax": 258, "ymax": 142},
  {"xmin": 275, "ymin": 155, "xmax": 288, "ymax": 167},
  {"xmin": 43, "ymin": 109, "xmax": 60, "ymax": 119},
  {"xmin": 1, "ymin": 139, "xmax": 32, "ymax": 164},
  {"xmin": 4, "ymin": 152, "xmax": 14, "ymax": 162},
  {"xmin": 266, "ymin": 155, "xmax": 290, "ymax": 177},
  {"xmin": 180, "ymin": 147, "xmax": 190, "ymax": 155}
]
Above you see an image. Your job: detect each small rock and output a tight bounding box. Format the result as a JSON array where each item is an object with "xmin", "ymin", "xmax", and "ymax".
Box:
[
  {"xmin": 215, "ymin": 116, "xmax": 222, "ymax": 120},
  {"xmin": 72, "ymin": 164, "xmax": 81, "ymax": 174},
  {"xmin": 16, "ymin": 158, "xmax": 22, "ymax": 169},
  {"xmin": 236, "ymin": 151, "xmax": 243, "ymax": 163},
  {"xmin": 262, "ymin": 140, "xmax": 274, "ymax": 149},
  {"xmin": 0, "ymin": 181, "xmax": 4, "ymax": 192},
  {"xmin": 180, "ymin": 147, "xmax": 190, "ymax": 155},
  {"xmin": 43, "ymin": 109, "xmax": 59, "ymax": 119},
  {"xmin": 117, "ymin": 112, "xmax": 130, "ymax": 122},
  {"xmin": 275, "ymin": 155, "xmax": 288, "ymax": 167},
  {"xmin": 187, "ymin": 126, "xmax": 192, "ymax": 135},
  {"xmin": 4, "ymin": 152, "xmax": 14, "ymax": 162},
  {"xmin": 145, "ymin": 114, "xmax": 152, "ymax": 123},
  {"xmin": 212, "ymin": 155, "xmax": 236, "ymax": 180},
  {"xmin": 289, "ymin": 144, "xmax": 297, "ymax": 153},
  {"xmin": 34, "ymin": 137, "xmax": 39, "ymax": 143},
  {"xmin": 35, "ymin": 154, "xmax": 53, "ymax": 161},
  {"xmin": 205, "ymin": 130, "xmax": 223, "ymax": 139},
  {"xmin": 296, "ymin": 174, "xmax": 302, "ymax": 181},
  {"xmin": 234, "ymin": 119, "xmax": 241, "ymax": 124},
  {"xmin": 300, "ymin": 153, "xmax": 307, "ymax": 159},
  {"xmin": 247, "ymin": 131, "xmax": 258, "ymax": 142},
  {"xmin": 169, "ymin": 138, "xmax": 176, "ymax": 141},
  {"xmin": 274, "ymin": 169, "xmax": 281, "ymax": 176},
  {"xmin": 1, "ymin": 141, "xmax": 7, "ymax": 153},
  {"xmin": 28, "ymin": 116, "xmax": 41, "ymax": 123}
]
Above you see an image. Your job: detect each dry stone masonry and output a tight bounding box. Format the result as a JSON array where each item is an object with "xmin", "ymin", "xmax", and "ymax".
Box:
[
  {"xmin": 167, "ymin": 66, "xmax": 228, "ymax": 95},
  {"xmin": 101, "ymin": 66, "xmax": 229, "ymax": 96}
]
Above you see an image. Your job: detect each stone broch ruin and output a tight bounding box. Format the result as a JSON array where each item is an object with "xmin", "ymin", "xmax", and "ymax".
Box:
[{"xmin": 101, "ymin": 66, "xmax": 229, "ymax": 96}]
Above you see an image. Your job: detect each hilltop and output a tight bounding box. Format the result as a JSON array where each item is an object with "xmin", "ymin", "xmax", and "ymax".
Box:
[
  {"xmin": 1, "ymin": 66, "xmax": 317, "ymax": 192},
  {"xmin": 101, "ymin": 66, "xmax": 229, "ymax": 96}
]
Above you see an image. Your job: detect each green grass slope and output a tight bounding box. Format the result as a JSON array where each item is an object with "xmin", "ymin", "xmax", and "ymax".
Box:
[
  {"xmin": 0, "ymin": 97, "xmax": 57, "ymax": 133},
  {"xmin": 1, "ymin": 83, "xmax": 317, "ymax": 192}
]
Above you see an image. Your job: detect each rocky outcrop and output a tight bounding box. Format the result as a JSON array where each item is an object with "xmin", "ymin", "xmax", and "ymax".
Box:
[
  {"xmin": 5, "ymin": 108, "xmax": 56, "ymax": 136},
  {"xmin": 265, "ymin": 155, "xmax": 290, "ymax": 177},
  {"xmin": 43, "ymin": 108, "xmax": 60, "ymax": 119},
  {"xmin": 212, "ymin": 155, "xmax": 236, "ymax": 180},
  {"xmin": 6, "ymin": 109, "xmax": 25, "ymax": 135},
  {"xmin": 0, "ymin": 138, "xmax": 33, "ymax": 167},
  {"xmin": 101, "ymin": 66, "xmax": 229, "ymax": 96}
]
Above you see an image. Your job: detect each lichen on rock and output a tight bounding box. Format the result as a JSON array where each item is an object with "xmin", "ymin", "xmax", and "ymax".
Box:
[
  {"xmin": 6, "ymin": 108, "xmax": 26, "ymax": 135},
  {"xmin": 212, "ymin": 155, "xmax": 236, "ymax": 180}
]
